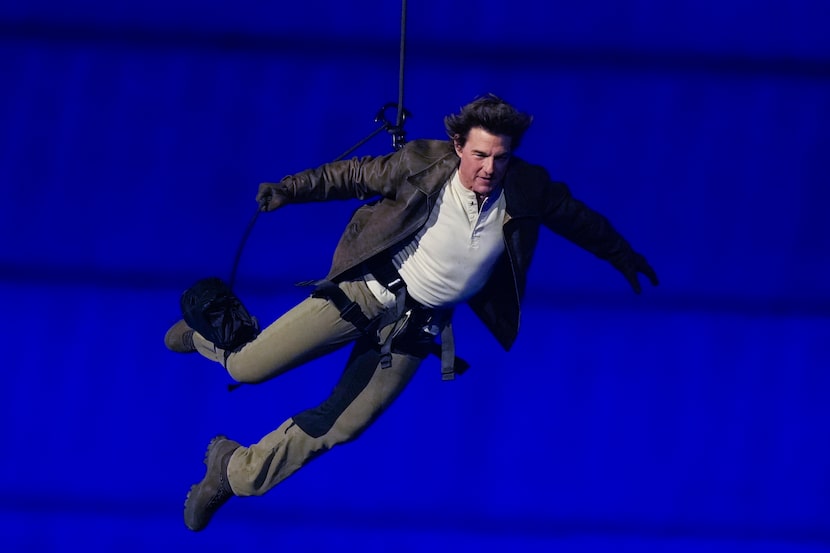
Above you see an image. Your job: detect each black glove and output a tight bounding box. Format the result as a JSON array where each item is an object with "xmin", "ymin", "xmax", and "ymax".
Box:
[
  {"xmin": 614, "ymin": 252, "xmax": 659, "ymax": 294},
  {"xmin": 256, "ymin": 182, "xmax": 287, "ymax": 212}
]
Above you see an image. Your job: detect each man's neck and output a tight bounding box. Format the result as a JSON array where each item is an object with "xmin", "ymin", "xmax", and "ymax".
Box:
[{"xmin": 475, "ymin": 192, "xmax": 487, "ymax": 210}]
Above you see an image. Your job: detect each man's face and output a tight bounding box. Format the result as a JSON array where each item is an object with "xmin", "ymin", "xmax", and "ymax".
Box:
[{"xmin": 454, "ymin": 127, "xmax": 512, "ymax": 196}]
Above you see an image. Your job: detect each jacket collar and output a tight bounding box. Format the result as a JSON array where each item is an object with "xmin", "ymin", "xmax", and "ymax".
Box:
[{"xmin": 406, "ymin": 144, "xmax": 459, "ymax": 196}]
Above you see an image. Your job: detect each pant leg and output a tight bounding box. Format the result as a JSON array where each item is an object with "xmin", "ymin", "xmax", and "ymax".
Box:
[
  {"xmin": 192, "ymin": 279, "xmax": 389, "ymax": 384},
  {"xmin": 225, "ymin": 337, "xmax": 426, "ymax": 497}
]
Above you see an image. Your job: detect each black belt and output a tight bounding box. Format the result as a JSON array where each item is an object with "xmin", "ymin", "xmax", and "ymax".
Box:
[
  {"xmin": 368, "ymin": 257, "xmax": 406, "ymax": 295},
  {"xmin": 369, "ymin": 257, "xmax": 436, "ymax": 312}
]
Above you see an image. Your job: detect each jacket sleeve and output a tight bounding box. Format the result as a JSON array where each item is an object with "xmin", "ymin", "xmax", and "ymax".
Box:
[
  {"xmin": 259, "ymin": 148, "xmax": 407, "ymax": 206},
  {"xmin": 530, "ymin": 165, "xmax": 642, "ymax": 270}
]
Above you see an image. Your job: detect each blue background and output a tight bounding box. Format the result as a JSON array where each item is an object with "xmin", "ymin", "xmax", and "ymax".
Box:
[{"xmin": 2, "ymin": 1, "xmax": 829, "ymax": 551}]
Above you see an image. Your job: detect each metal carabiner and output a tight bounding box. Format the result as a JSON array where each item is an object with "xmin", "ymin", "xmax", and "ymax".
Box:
[{"xmin": 374, "ymin": 103, "xmax": 411, "ymax": 150}]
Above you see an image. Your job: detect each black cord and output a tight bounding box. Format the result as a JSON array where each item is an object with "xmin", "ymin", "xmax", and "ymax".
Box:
[
  {"xmin": 227, "ymin": 0, "xmax": 410, "ymax": 290},
  {"xmin": 394, "ymin": 0, "xmax": 408, "ymax": 149},
  {"xmin": 227, "ymin": 207, "xmax": 262, "ymax": 290},
  {"xmin": 332, "ymin": 123, "xmax": 389, "ymax": 162}
]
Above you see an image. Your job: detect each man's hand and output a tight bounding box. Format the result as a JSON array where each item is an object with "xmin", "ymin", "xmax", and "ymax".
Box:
[
  {"xmin": 256, "ymin": 182, "xmax": 287, "ymax": 212},
  {"xmin": 617, "ymin": 252, "xmax": 659, "ymax": 294}
]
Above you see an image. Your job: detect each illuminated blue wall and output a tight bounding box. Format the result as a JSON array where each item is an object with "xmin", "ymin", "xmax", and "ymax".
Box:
[{"xmin": 2, "ymin": 2, "xmax": 829, "ymax": 551}]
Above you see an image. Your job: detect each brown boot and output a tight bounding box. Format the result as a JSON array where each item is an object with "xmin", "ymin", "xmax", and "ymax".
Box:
[
  {"xmin": 183, "ymin": 435, "xmax": 241, "ymax": 531},
  {"xmin": 164, "ymin": 319, "xmax": 196, "ymax": 353}
]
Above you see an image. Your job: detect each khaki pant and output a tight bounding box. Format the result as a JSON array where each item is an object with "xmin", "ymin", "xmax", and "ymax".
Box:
[{"xmin": 193, "ymin": 279, "xmax": 425, "ymax": 496}]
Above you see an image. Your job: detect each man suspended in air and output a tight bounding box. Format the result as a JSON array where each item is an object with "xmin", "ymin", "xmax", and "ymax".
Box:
[{"xmin": 164, "ymin": 94, "xmax": 659, "ymax": 531}]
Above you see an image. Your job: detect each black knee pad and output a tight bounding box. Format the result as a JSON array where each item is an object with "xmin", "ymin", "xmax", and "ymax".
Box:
[{"xmin": 293, "ymin": 338, "xmax": 380, "ymax": 439}]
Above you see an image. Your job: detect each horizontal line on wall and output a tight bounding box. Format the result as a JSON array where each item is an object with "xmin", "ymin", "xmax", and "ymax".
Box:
[
  {"xmin": 1, "ymin": 262, "xmax": 828, "ymax": 319},
  {"xmin": 1, "ymin": 20, "xmax": 829, "ymax": 80},
  {"xmin": 2, "ymin": 494, "xmax": 828, "ymax": 547}
]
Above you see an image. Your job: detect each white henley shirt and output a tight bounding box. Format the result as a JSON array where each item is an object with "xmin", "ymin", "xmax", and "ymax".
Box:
[{"xmin": 366, "ymin": 170, "xmax": 506, "ymax": 309}]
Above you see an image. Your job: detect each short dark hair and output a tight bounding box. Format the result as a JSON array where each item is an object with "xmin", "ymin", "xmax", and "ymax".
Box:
[{"xmin": 444, "ymin": 94, "xmax": 533, "ymax": 149}]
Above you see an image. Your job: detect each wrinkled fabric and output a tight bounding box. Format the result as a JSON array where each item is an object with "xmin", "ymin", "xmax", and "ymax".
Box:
[{"xmin": 263, "ymin": 139, "xmax": 641, "ymax": 350}]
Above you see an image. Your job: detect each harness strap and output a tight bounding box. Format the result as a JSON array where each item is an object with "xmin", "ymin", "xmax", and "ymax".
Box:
[
  {"xmin": 439, "ymin": 322, "xmax": 457, "ymax": 380},
  {"xmin": 305, "ymin": 274, "xmax": 471, "ymax": 379},
  {"xmin": 370, "ymin": 258, "xmax": 474, "ymax": 379},
  {"xmin": 368, "ymin": 258, "xmax": 406, "ymax": 294},
  {"xmin": 379, "ymin": 308, "xmax": 410, "ymax": 369},
  {"xmin": 309, "ymin": 280, "xmax": 376, "ymax": 334}
]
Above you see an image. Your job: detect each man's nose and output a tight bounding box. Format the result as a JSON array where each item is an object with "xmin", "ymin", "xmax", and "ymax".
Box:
[{"xmin": 482, "ymin": 157, "xmax": 494, "ymax": 175}]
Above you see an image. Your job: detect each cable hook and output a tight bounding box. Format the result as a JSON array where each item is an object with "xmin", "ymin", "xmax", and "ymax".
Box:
[{"xmin": 375, "ymin": 103, "xmax": 411, "ymax": 151}]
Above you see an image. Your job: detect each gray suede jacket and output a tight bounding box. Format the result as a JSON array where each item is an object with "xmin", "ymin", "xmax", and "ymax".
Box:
[{"xmin": 262, "ymin": 139, "xmax": 643, "ymax": 350}]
